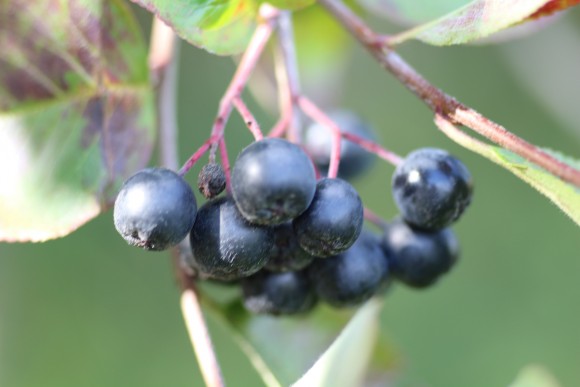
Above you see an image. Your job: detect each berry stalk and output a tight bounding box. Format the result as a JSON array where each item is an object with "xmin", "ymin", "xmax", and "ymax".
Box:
[{"xmin": 207, "ymin": 5, "xmax": 280, "ymax": 161}]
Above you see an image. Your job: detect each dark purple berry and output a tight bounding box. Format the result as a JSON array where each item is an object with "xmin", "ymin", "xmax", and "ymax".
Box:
[
  {"xmin": 113, "ymin": 168, "xmax": 197, "ymax": 251},
  {"xmin": 304, "ymin": 110, "xmax": 377, "ymax": 180},
  {"xmin": 265, "ymin": 223, "xmax": 315, "ymax": 272},
  {"xmin": 381, "ymin": 218, "xmax": 459, "ymax": 288},
  {"xmin": 308, "ymin": 231, "xmax": 389, "ymax": 308},
  {"xmin": 392, "ymin": 148, "xmax": 473, "ymax": 231},
  {"xmin": 189, "ymin": 197, "xmax": 275, "ymax": 280},
  {"xmin": 198, "ymin": 163, "xmax": 226, "ymax": 199},
  {"xmin": 293, "ymin": 178, "xmax": 363, "ymax": 257},
  {"xmin": 242, "ymin": 270, "xmax": 317, "ymax": 315},
  {"xmin": 232, "ymin": 138, "xmax": 317, "ymax": 226}
]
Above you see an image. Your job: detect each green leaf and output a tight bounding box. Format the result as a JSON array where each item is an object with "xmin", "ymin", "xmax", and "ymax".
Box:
[
  {"xmin": 202, "ymin": 292, "xmax": 396, "ymax": 387},
  {"xmin": 435, "ymin": 118, "xmax": 580, "ymax": 226},
  {"xmin": 294, "ymin": 4, "xmax": 353, "ymax": 108},
  {"xmin": 292, "ymin": 298, "xmax": 385, "ymax": 387},
  {"xmin": 0, "ymin": 0, "xmax": 155, "ymax": 242},
  {"xmin": 356, "ymin": 0, "xmax": 470, "ymax": 26},
  {"xmin": 258, "ymin": 0, "xmax": 315, "ymax": 11},
  {"xmin": 509, "ymin": 365, "xmax": 561, "ymax": 387},
  {"xmin": 389, "ymin": 0, "xmax": 560, "ymax": 46},
  {"xmin": 131, "ymin": 0, "xmax": 259, "ymax": 56}
]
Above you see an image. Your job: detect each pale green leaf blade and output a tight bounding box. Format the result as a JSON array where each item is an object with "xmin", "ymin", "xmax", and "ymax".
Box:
[
  {"xmin": 131, "ymin": 0, "xmax": 259, "ymax": 56},
  {"xmin": 509, "ymin": 365, "xmax": 561, "ymax": 387},
  {"xmin": 390, "ymin": 0, "xmax": 554, "ymax": 46},
  {"xmin": 292, "ymin": 298, "xmax": 384, "ymax": 387},
  {"xmin": 201, "ymin": 292, "xmax": 396, "ymax": 387},
  {"xmin": 436, "ymin": 118, "xmax": 580, "ymax": 226},
  {"xmin": 0, "ymin": 0, "xmax": 155, "ymax": 242}
]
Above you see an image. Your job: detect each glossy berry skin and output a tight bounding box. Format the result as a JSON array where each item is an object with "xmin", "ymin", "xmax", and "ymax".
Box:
[
  {"xmin": 113, "ymin": 168, "xmax": 197, "ymax": 251},
  {"xmin": 189, "ymin": 197, "xmax": 275, "ymax": 280},
  {"xmin": 304, "ymin": 110, "xmax": 377, "ymax": 180},
  {"xmin": 232, "ymin": 138, "xmax": 316, "ymax": 226},
  {"xmin": 242, "ymin": 270, "xmax": 317, "ymax": 315},
  {"xmin": 381, "ymin": 218, "xmax": 459, "ymax": 288},
  {"xmin": 198, "ymin": 163, "xmax": 226, "ymax": 199},
  {"xmin": 293, "ymin": 178, "xmax": 363, "ymax": 257},
  {"xmin": 392, "ymin": 148, "xmax": 473, "ymax": 231},
  {"xmin": 265, "ymin": 222, "xmax": 315, "ymax": 272},
  {"xmin": 308, "ymin": 231, "xmax": 389, "ymax": 308}
]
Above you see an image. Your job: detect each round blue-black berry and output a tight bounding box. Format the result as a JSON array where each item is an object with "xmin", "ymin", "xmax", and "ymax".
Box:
[
  {"xmin": 392, "ymin": 148, "xmax": 473, "ymax": 231},
  {"xmin": 242, "ymin": 270, "xmax": 317, "ymax": 315},
  {"xmin": 381, "ymin": 218, "xmax": 459, "ymax": 288},
  {"xmin": 231, "ymin": 138, "xmax": 317, "ymax": 226},
  {"xmin": 265, "ymin": 222, "xmax": 315, "ymax": 272},
  {"xmin": 113, "ymin": 167, "xmax": 197, "ymax": 251},
  {"xmin": 189, "ymin": 197, "xmax": 275, "ymax": 280},
  {"xmin": 308, "ymin": 231, "xmax": 389, "ymax": 308},
  {"xmin": 304, "ymin": 110, "xmax": 377, "ymax": 180},
  {"xmin": 293, "ymin": 178, "xmax": 363, "ymax": 257}
]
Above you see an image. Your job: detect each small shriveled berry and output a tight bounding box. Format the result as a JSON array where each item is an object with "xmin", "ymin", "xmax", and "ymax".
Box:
[{"xmin": 198, "ymin": 163, "xmax": 226, "ymax": 199}]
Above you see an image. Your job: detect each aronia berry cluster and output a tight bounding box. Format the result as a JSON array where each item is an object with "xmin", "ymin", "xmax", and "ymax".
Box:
[{"xmin": 113, "ymin": 113, "xmax": 474, "ymax": 315}]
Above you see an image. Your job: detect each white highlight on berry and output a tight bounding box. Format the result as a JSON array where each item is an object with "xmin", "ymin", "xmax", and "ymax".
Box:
[{"xmin": 408, "ymin": 170, "xmax": 421, "ymax": 184}]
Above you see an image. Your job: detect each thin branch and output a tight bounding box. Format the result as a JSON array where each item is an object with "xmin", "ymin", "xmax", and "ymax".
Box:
[
  {"xmin": 178, "ymin": 135, "xmax": 221, "ymax": 176},
  {"xmin": 218, "ymin": 137, "xmax": 232, "ymax": 194},
  {"xmin": 149, "ymin": 17, "xmax": 224, "ymax": 387},
  {"xmin": 233, "ymin": 97, "xmax": 264, "ymax": 140},
  {"xmin": 342, "ymin": 132, "xmax": 403, "ymax": 166},
  {"xmin": 319, "ymin": 0, "xmax": 580, "ymax": 188},
  {"xmin": 207, "ymin": 5, "xmax": 280, "ymax": 160},
  {"xmin": 181, "ymin": 288, "xmax": 225, "ymax": 387},
  {"xmin": 364, "ymin": 207, "xmax": 389, "ymax": 230},
  {"xmin": 274, "ymin": 11, "xmax": 302, "ymax": 142}
]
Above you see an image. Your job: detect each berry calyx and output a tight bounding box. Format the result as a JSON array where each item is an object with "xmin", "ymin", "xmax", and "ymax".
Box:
[
  {"xmin": 231, "ymin": 138, "xmax": 317, "ymax": 226},
  {"xmin": 113, "ymin": 168, "xmax": 197, "ymax": 251},
  {"xmin": 392, "ymin": 148, "xmax": 473, "ymax": 231}
]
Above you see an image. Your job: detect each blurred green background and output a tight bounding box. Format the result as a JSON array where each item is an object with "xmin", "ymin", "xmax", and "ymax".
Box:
[{"xmin": 1, "ymin": 4, "xmax": 580, "ymax": 387}]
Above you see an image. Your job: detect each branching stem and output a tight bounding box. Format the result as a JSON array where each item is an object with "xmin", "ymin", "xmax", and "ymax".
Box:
[
  {"xmin": 206, "ymin": 5, "xmax": 279, "ymax": 161},
  {"xmin": 319, "ymin": 0, "xmax": 580, "ymax": 187},
  {"xmin": 233, "ymin": 97, "xmax": 264, "ymax": 141}
]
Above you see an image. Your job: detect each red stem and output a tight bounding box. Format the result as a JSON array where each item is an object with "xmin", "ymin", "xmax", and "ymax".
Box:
[
  {"xmin": 178, "ymin": 135, "xmax": 221, "ymax": 176},
  {"xmin": 342, "ymin": 132, "xmax": 403, "ymax": 166},
  {"xmin": 233, "ymin": 97, "xmax": 264, "ymax": 141},
  {"xmin": 218, "ymin": 137, "xmax": 232, "ymax": 193},
  {"xmin": 319, "ymin": 0, "xmax": 580, "ymax": 188},
  {"xmin": 364, "ymin": 207, "xmax": 389, "ymax": 230},
  {"xmin": 298, "ymin": 96, "xmax": 342, "ymax": 178},
  {"xmin": 205, "ymin": 5, "xmax": 279, "ymax": 160}
]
